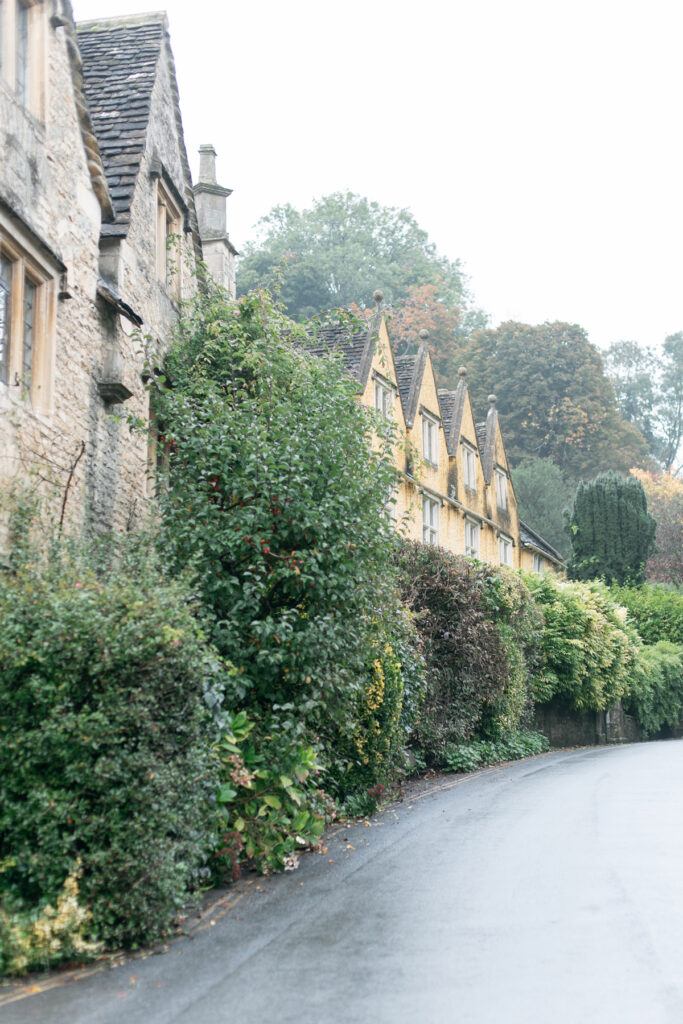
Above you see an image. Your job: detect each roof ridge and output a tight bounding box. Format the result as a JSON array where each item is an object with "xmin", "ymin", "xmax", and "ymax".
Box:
[{"xmin": 77, "ymin": 12, "xmax": 168, "ymax": 31}]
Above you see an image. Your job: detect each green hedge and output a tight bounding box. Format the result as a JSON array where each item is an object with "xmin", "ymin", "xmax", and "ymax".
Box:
[
  {"xmin": 523, "ymin": 574, "xmax": 639, "ymax": 712},
  {"xmin": 610, "ymin": 583, "xmax": 683, "ymax": 645},
  {"xmin": 0, "ymin": 539, "xmax": 225, "ymax": 958},
  {"xmin": 625, "ymin": 642, "xmax": 683, "ymax": 737},
  {"xmin": 396, "ymin": 542, "xmax": 542, "ymax": 765}
]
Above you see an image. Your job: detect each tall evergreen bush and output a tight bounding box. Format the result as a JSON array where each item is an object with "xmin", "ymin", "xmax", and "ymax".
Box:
[{"xmin": 565, "ymin": 472, "xmax": 656, "ymax": 584}]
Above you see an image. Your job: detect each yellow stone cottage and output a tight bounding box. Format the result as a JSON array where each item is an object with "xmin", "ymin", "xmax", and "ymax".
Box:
[{"xmin": 308, "ymin": 314, "xmax": 564, "ymax": 573}]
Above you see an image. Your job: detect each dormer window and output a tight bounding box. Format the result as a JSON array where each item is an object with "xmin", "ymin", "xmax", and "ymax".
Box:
[
  {"xmin": 0, "ymin": 0, "xmax": 45, "ymax": 119},
  {"xmin": 374, "ymin": 379, "xmax": 394, "ymax": 419},
  {"xmin": 421, "ymin": 410, "xmax": 439, "ymax": 467},
  {"xmin": 462, "ymin": 442, "xmax": 477, "ymax": 491},
  {"xmin": 495, "ymin": 467, "xmax": 508, "ymax": 511}
]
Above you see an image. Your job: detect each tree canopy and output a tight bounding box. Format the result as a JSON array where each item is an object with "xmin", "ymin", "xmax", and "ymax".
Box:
[
  {"xmin": 236, "ymin": 191, "xmax": 483, "ymax": 329},
  {"xmin": 510, "ymin": 457, "xmax": 574, "ymax": 558},
  {"xmin": 458, "ymin": 321, "xmax": 649, "ymax": 480},
  {"xmin": 605, "ymin": 333, "xmax": 683, "ymax": 474},
  {"xmin": 630, "ymin": 469, "xmax": 683, "ymax": 585}
]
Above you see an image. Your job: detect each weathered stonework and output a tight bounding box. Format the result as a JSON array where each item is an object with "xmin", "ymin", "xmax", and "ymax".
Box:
[{"xmin": 0, "ymin": 4, "xmax": 234, "ymax": 540}]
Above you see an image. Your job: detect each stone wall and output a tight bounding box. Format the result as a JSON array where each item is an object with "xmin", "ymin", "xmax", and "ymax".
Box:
[
  {"xmin": 1, "ymin": 12, "xmax": 200, "ymax": 539},
  {"xmin": 533, "ymin": 700, "xmax": 642, "ymax": 748}
]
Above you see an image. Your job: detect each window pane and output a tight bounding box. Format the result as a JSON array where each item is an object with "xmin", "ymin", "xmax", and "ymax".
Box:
[
  {"xmin": 23, "ymin": 278, "xmax": 36, "ymax": 392},
  {"xmin": 0, "ymin": 254, "xmax": 11, "ymax": 386}
]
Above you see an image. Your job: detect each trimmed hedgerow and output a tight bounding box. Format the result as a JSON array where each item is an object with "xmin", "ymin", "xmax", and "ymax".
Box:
[
  {"xmin": 625, "ymin": 642, "xmax": 683, "ymax": 737},
  {"xmin": 610, "ymin": 583, "xmax": 683, "ymax": 646},
  {"xmin": 0, "ymin": 536, "xmax": 226, "ymax": 953},
  {"xmin": 524, "ymin": 573, "xmax": 639, "ymax": 712},
  {"xmin": 396, "ymin": 542, "xmax": 542, "ymax": 765}
]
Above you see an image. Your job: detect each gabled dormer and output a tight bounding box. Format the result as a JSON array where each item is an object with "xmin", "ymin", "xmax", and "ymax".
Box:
[
  {"xmin": 393, "ymin": 335, "xmax": 449, "ymax": 546},
  {"xmin": 77, "ymin": 13, "xmax": 202, "ymax": 343},
  {"xmin": 475, "ymin": 394, "xmax": 520, "ymax": 566}
]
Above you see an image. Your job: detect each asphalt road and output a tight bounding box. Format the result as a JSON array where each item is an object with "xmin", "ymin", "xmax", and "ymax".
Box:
[{"xmin": 4, "ymin": 741, "xmax": 683, "ymax": 1024}]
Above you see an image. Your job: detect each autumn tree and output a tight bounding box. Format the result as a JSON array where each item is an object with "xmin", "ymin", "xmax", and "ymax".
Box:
[
  {"xmin": 458, "ymin": 321, "xmax": 649, "ymax": 480},
  {"xmin": 386, "ymin": 282, "xmax": 487, "ymax": 385},
  {"xmin": 630, "ymin": 468, "xmax": 683, "ymax": 584},
  {"xmin": 565, "ymin": 472, "xmax": 656, "ymax": 585},
  {"xmin": 236, "ymin": 192, "xmax": 483, "ymax": 327}
]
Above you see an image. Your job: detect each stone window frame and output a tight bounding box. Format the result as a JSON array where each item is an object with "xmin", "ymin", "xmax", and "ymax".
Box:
[
  {"xmin": 421, "ymin": 408, "xmax": 439, "ymax": 468},
  {"xmin": 422, "ymin": 493, "xmax": 440, "ymax": 546},
  {"xmin": 0, "ymin": 215, "xmax": 57, "ymax": 414},
  {"xmin": 465, "ymin": 516, "xmax": 480, "ymax": 558},
  {"xmin": 373, "ymin": 371, "xmax": 396, "ymax": 420},
  {"xmin": 494, "ymin": 466, "xmax": 509, "ymax": 511},
  {"xmin": 461, "ymin": 439, "xmax": 477, "ymax": 491},
  {"xmin": 155, "ymin": 179, "xmax": 183, "ymax": 300},
  {"xmin": 0, "ymin": 0, "xmax": 46, "ymax": 120},
  {"xmin": 498, "ymin": 532, "xmax": 513, "ymax": 567}
]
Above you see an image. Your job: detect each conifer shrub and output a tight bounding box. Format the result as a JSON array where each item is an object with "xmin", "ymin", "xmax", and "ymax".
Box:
[
  {"xmin": 0, "ymin": 533, "xmax": 226, "ymax": 954},
  {"xmin": 565, "ymin": 471, "xmax": 656, "ymax": 585},
  {"xmin": 523, "ymin": 573, "xmax": 639, "ymax": 712},
  {"xmin": 396, "ymin": 542, "xmax": 541, "ymax": 765},
  {"xmin": 610, "ymin": 583, "xmax": 683, "ymax": 646},
  {"xmin": 625, "ymin": 642, "xmax": 683, "ymax": 737}
]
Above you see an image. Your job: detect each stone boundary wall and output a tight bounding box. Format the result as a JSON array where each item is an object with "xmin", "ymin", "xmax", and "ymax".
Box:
[{"xmin": 533, "ymin": 700, "xmax": 642, "ymax": 748}]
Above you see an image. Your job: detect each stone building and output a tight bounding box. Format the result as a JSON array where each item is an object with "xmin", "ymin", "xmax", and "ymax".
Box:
[
  {"xmin": 305, "ymin": 315, "xmax": 565, "ymax": 572},
  {"xmin": 0, "ymin": 2, "xmax": 235, "ymax": 537}
]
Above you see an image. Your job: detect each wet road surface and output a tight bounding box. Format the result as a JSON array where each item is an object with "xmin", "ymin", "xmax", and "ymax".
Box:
[{"xmin": 4, "ymin": 741, "xmax": 683, "ymax": 1023}]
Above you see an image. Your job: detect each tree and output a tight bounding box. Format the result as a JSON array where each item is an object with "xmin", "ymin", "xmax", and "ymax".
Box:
[
  {"xmin": 236, "ymin": 192, "xmax": 482, "ymax": 325},
  {"xmin": 458, "ymin": 321, "xmax": 649, "ymax": 480},
  {"xmin": 565, "ymin": 472, "xmax": 656, "ymax": 585},
  {"xmin": 151, "ymin": 285, "xmax": 403, "ymax": 763},
  {"xmin": 605, "ymin": 334, "xmax": 683, "ymax": 473},
  {"xmin": 630, "ymin": 468, "xmax": 683, "ymax": 584},
  {"xmin": 510, "ymin": 457, "xmax": 574, "ymax": 558},
  {"xmin": 386, "ymin": 282, "xmax": 487, "ymax": 385}
]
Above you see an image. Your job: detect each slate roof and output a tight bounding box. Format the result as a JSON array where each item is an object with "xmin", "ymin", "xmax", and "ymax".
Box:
[
  {"xmin": 394, "ymin": 346, "xmax": 429, "ymax": 428},
  {"xmin": 438, "ymin": 376, "xmax": 468, "ymax": 456},
  {"xmin": 301, "ymin": 315, "xmax": 381, "ymax": 391},
  {"xmin": 519, "ymin": 520, "xmax": 565, "ymax": 566},
  {"xmin": 76, "ymin": 14, "xmax": 166, "ymax": 234}
]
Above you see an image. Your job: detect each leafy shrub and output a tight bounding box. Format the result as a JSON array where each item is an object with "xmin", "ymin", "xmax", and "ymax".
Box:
[
  {"xmin": 610, "ymin": 583, "xmax": 683, "ymax": 645},
  {"xmin": 443, "ymin": 731, "xmax": 549, "ymax": 773},
  {"xmin": 0, "ymin": 535, "xmax": 225, "ymax": 952},
  {"xmin": 396, "ymin": 543, "xmax": 541, "ymax": 763},
  {"xmin": 213, "ymin": 711, "xmax": 334, "ymax": 878},
  {"xmin": 625, "ymin": 642, "xmax": 683, "ymax": 737},
  {"xmin": 152, "ymin": 287, "xmax": 401, "ymax": 765},
  {"xmin": 0, "ymin": 863, "xmax": 101, "ymax": 976},
  {"xmin": 330, "ymin": 604, "xmax": 425, "ymax": 795},
  {"xmin": 524, "ymin": 573, "xmax": 639, "ymax": 712}
]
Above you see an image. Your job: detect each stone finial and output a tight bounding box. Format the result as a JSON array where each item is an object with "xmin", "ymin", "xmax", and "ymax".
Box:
[
  {"xmin": 419, "ymin": 328, "xmax": 429, "ymax": 341},
  {"xmin": 373, "ymin": 289, "xmax": 384, "ymax": 307},
  {"xmin": 488, "ymin": 394, "xmax": 497, "ymax": 405},
  {"xmin": 198, "ymin": 144, "xmax": 217, "ymax": 184},
  {"xmin": 458, "ymin": 366, "xmax": 467, "ymax": 377}
]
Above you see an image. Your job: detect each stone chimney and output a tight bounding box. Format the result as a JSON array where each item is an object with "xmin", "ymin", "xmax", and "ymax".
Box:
[{"xmin": 193, "ymin": 144, "xmax": 237, "ymax": 297}]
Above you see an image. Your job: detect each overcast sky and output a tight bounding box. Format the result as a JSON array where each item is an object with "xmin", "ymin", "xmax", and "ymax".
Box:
[{"xmin": 72, "ymin": 0, "xmax": 683, "ymax": 353}]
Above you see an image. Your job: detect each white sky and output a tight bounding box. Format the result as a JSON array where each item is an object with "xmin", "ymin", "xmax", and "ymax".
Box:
[{"xmin": 72, "ymin": 0, "xmax": 683, "ymax": 352}]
